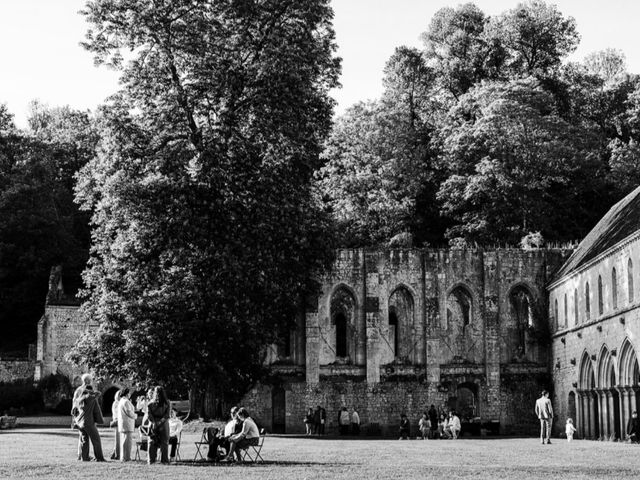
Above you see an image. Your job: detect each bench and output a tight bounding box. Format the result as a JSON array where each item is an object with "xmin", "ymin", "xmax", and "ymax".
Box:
[{"xmin": 0, "ymin": 416, "xmax": 17, "ymax": 429}]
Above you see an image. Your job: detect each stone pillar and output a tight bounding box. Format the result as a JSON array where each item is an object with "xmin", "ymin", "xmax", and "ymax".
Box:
[
  {"xmin": 305, "ymin": 312, "xmax": 320, "ymax": 384},
  {"xmin": 616, "ymin": 386, "xmax": 627, "ymax": 440},
  {"xmin": 596, "ymin": 389, "xmax": 608, "ymax": 438},
  {"xmin": 576, "ymin": 391, "xmax": 583, "ymax": 439},
  {"xmin": 365, "ymin": 252, "xmax": 381, "ymax": 384},
  {"xmin": 587, "ymin": 393, "xmax": 595, "ymax": 439},
  {"xmin": 606, "ymin": 390, "xmax": 615, "ymax": 439}
]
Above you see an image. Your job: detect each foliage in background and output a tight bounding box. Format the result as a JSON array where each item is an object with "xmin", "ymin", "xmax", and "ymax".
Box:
[{"xmin": 0, "ymin": 104, "xmax": 93, "ymax": 355}]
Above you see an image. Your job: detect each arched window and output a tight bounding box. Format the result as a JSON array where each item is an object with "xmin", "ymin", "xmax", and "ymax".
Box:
[
  {"xmin": 612, "ymin": 267, "xmax": 618, "ymax": 310},
  {"xmin": 564, "ymin": 293, "xmax": 568, "ymax": 327},
  {"xmin": 388, "ymin": 308, "xmax": 398, "ymax": 357},
  {"xmin": 598, "ymin": 275, "xmax": 603, "ymax": 315},
  {"xmin": 554, "ymin": 299, "xmax": 558, "ymax": 330},
  {"xmin": 388, "ymin": 287, "xmax": 415, "ymax": 361},
  {"xmin": 510, "ymin": 286, "xmax": 535, "ymax": 355},
  {"xmin": 574, "ymin": 289, "xmax": 578, "ymax": 325},
  {"xmin": 629, "ymin": 259, "xmax": 635, "ymax": 304},
  {"xmin": 585, "ymin": 282, "xmax": 591, "ymax": 320},
  {"xmin": 335, "ymin": 312, "xmax": 347, "ymax": 357}
]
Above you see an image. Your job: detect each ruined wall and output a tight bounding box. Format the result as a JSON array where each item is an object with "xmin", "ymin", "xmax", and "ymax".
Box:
[{"xmin": 0, "ymin": 359, "xmax": 34, "ymax": 383}]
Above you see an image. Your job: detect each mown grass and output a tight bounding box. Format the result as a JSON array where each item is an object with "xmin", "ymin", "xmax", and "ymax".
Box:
[{"xmin": 1, "ymin": 427, "xmax": 639, "ymax": 480}]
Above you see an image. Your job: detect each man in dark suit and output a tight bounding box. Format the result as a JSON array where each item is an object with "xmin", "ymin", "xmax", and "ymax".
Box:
[
  {"xmin": 73, "ymin": 385, "xmax": 105, "ymax": 461},
  {"xmin": 535, "ymin": 390, "xmax": 554, "ymax": 445}
]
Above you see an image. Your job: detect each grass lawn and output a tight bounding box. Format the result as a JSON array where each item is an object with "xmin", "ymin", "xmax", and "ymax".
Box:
[{"xmin": 1, "ymin": 427, "xmax": 639, "ymax": 479}]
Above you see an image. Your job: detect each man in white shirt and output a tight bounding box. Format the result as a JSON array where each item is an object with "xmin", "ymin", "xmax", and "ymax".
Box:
[
  {"xmin": 224, "ymin": 407, "xmax": 260, "ymax": 462},
  {"xmin": 535, "ymin": 390, "xmax": 554, "ymax": 444}
]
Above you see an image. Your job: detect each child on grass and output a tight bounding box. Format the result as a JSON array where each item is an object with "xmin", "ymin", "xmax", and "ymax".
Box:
[{"xmin": 566, "ymin": 418, "xmax": 577, "ymax": 442}]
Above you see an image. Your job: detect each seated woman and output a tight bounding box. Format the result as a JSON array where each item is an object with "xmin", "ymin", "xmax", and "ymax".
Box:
[
  {"xmin": 437, "ymin": 414, "xmax": 448, "ymax": 439},
  {"xmin": 399, "ymin": 414, "xmax": 410, "ymax": 440},
  {"xmin": 223, "ymin": 407, "xmax": 260, "ymax": 462},
  {"xmin": 168, "ymin": 409, "xmax": 183, "ymax": 462}
]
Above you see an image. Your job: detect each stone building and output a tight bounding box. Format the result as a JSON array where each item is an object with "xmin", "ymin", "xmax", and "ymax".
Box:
[
  {"xmin": 549, "ymin": 186, "xmax": 640, "ymax": 439},
  {"xmin": 243, "ymin": 248, "xmax": 571, "ymax": 435}
]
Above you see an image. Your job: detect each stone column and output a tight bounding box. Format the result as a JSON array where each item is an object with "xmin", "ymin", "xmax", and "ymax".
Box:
[
  {"xmin": 597, "ymin": 389, "xmax": 609, "ymax": 438},
  {"xmin": 587, "ymin": 393, "xmax": 595, "ymax": 439},
  {"xmin": 305, "ymin": 312, "xmax": 320, "ymax": 384},
  {"xmin": 576, "ymin": 390, "xmax": 584, "ymax": 439},
  {"xmin": 365, "ymin": 252, "xmax": 381, "ymax": 383},
  {"xmin": 616, "ymin": 386, "xmax": 627, "ymax": 440},
  {"xmin": 606, "ymin": 390, "xmax": 615, "ymax": 439}
]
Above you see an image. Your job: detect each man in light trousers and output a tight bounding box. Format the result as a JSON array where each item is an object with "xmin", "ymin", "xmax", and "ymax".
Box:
[{"xmin": 535, "ymin": 390, "xmax": 554, "ymax": 444}]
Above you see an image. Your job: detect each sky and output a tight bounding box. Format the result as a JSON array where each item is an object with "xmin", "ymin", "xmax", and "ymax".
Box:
[{"xmin": 1, "ymin": 0, "xmax": 640, "ymax": 128}]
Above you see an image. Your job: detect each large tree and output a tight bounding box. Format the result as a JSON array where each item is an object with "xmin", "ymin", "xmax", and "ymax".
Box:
[
  {"xmin": 436, "ymin": 78, "xmax": 606, "ymax": 244},
  {"xmin": 72, "ymin": 0, "xmax": 340, "ymax": 411}
]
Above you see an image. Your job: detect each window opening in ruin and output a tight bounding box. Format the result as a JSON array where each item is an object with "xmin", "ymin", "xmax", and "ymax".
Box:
[
  {"xmin": 564, "ymin": 293, "xmax": 568, "ymax": 328},
  {"xmin": 335, "ymin": 312, "xmax": 347, "ymax": 357},
  {"xmin": 510, "ymin": 286, "xmax": 534, "ymax": 355},
  {"xmin": 628, "ymin": 259, "xmax": 634, "ymax": 304},
  {"xmin": 574, "ymin": 289, "xmax": 578, "ymax": 325},
  {"xmin": 585, "ymin": 282, "xmax": 591, "ymax": 320},
  {"xmin": 448, "ymin": 287, "xmax": 472, "ymax": 333},
  {"xmin": 554, "ymin": 299, "xmax": 558, "ymax": 330},
  {"xmin": 388, "ymin": 308, "xmax": 398, "ymax": 358},
  {"xmin": 283, "ymin": 329, "xmax": 292, "ymax": 358},
  {"xmin": 598, "ymin": 275, "xmax": 603, "ymax": 315},
  {"xmin": 612, "ymin": 267, "xmax": 618, "ymax": 310}
]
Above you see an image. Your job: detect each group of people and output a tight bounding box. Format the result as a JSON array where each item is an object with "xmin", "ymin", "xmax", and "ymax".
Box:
[
  {"xmin": 204, "ymin": 406, "xmax": 261, "ymax": 462},
  {"xmin": 303, "ymin": 405, "xmax": 328, "ymax": 435},
  {"xmin": 71, "ymin": 373, "xmax": 183, "ymax": 464},
  {"xmin": 414, "ymin": 407, "xmax": 462, "ymax": 440}
]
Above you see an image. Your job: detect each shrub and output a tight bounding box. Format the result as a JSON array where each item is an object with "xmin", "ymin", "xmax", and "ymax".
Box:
[
  {"xmin": 0, "ymin": 379, "xmax": 43, "ymax": 414},
  {"xmin": 37, "ymin": 373, "xmax": 72, "ymax": 410}
]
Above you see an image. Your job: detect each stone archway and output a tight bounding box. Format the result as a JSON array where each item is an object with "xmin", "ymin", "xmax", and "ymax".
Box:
[
  {"xmin": 388, "ymin": 286, "xmax": 415, "ymax": 363},
  {"xmin": 102, "ymin": 386, "xmax": 120, "ymax": 417}
]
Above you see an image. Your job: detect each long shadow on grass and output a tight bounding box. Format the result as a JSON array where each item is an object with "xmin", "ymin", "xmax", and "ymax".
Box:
[
  {"xmin": 1, "ymin": 430, "xmax": 78, "ymax": 438},
  {"xmin": 182, "ymin": 460, "xmax": 351, "ymax": 467}
]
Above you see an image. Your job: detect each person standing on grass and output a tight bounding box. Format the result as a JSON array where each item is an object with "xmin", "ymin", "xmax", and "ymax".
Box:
[
  {"xmin": 565, "ymin": 418, "xmax": 577, "ymax": 442},
  {"xmin": 110, "ymin": 389, "xmax": 122, "ymax": 459},
  {"xmin": 351, "ymin": 408, "xmax": 360, "ymax": 436},
  {"xmin": 147, "ymin": 386, "xmax": 171, "ymax": 464},
  {"xmin": 535, "ymin": 390, "xmax": 554, "ymax": 444},
  {"xmin": 627, "ymin": 411, "xmax": 640, "ymax": 443},
  {"xmin": 118, "ymin": 388, "xmax": 136, "ymax": 461},
  {"xmin": 73, "ymin": 385, "xmax": 106, "ymax": 461},
  {"xmin": 418, "ymin": 413, "xmax": 430, "ymax": 439},
  {"xmin": 305, "ymin": 407, "xmax": 314, "ymax": 435},
  {"xmin": 399, "ymin": 414, "xmax": 410, "ymax": 439},
  {"xmin": 339, "ymin": 407, "xmax": 351, "ymax": 435},
  {"xmin": 313, "ymin": 406, "xmax": 321, "ymax": 434},
  {"xmin": 319, "ymin": 406, "xmax": 327, "ymax": 435}
]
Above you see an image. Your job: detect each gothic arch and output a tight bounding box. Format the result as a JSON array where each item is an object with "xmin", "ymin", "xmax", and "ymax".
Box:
[
  {"xmin": 508, "ymin": 284, "xmax": 538, "ymax": 358},
  {"xmin": 596, "ymin": 345, "xmax": 616, "ymax": 388},
  {"xmin": 618, "ymin": 338, "xmax": 640, "ymax": 386},
  {"xmin": 445, "ymin": 284, "xmax": 474, "ymax": 331},
  {"xmin": 388, "ymin": 285, "xmax": 415, "ymax": 362},
  {"xmin": 329, "ymin": 284, "xmax": 358, "ymax": 362},
  {"xmin": 579, "ymin": 351, "xmax": 595, "ymax": 390}
]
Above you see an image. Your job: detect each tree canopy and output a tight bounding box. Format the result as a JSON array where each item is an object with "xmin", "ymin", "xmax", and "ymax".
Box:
[{"xmin": 70, "ymin": 0, "xmax": 340, "ymax": 408}]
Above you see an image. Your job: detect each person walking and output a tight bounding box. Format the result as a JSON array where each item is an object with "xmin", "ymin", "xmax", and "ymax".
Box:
[
  {"xmin": 339, "ymin": 407, "xmax": 350, "ymax": 435},
  {"xmin": 117, "ymin": 388, "xmax": 136, "ymax": 461},
  {"xmin": 428, "ymin": 405, "xmax": 438, "ymax": 439},
  {"xmin": 351, "ymin": 408, "xmax": 360, "ymax": 436},
  {"xmin": 565, "ymin": 418, "xmax": 577, "ymax": 442},
  {"xmin": 535, "ymin": 390, "xmax": 554, "ymax": 444},
  {"xmin": 147, "ymin": 386, "xmax": 171, "ymax": 464}
]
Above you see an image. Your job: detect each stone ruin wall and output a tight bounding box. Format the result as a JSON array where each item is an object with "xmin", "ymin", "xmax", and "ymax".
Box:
[{"xmin": 241, "ymin": 248, "xmax": 572, "ymax": 435}]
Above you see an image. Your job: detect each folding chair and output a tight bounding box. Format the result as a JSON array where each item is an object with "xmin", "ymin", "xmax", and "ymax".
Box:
[
  {"xmin": 134, "ymin": 431, "xmax": 148, "ymax": 461},
  {"xmin": 193, "ymin": 428, "xmax": 209, "ymax": 462},
  {"xmin": 241, "ymin": 429, "xmax": 266, "ymax": 463}
]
